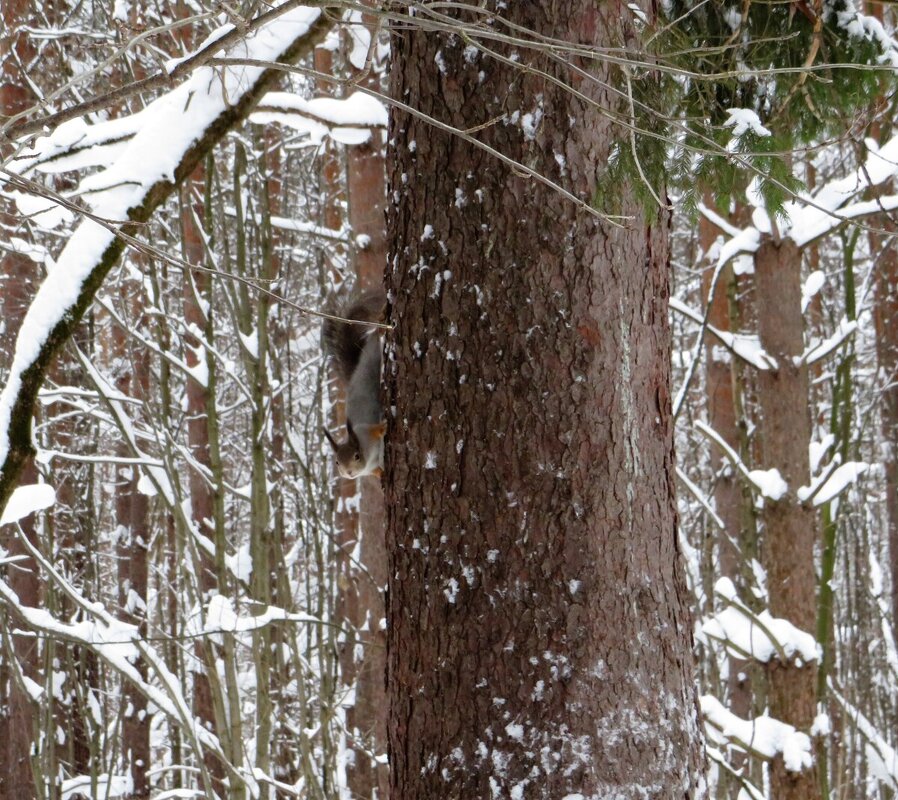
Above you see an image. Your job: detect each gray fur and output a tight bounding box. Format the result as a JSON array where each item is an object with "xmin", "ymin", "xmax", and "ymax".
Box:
[{"xmin": 322, "ymin": 290, "xmax": 386, "ymax": 479}]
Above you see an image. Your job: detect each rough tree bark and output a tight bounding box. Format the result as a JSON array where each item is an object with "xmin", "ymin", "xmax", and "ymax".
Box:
[
  {"xmin": 385, "ymin": 2, "xmax": 705, "ymax": 798},
  {"xmin": 754, "ymin": 238, "xmax": 821, "ymax": 800}
]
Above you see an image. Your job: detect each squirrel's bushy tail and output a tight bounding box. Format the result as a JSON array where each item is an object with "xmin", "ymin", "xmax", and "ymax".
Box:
[{"xmin": 321, "ymin": 289, "xmax": 386, "ymax": 383}]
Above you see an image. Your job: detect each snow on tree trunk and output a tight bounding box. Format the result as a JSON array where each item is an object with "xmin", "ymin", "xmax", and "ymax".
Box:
[
  {"xmin": 384, "ymin": 3, "xmax": 705, "ymax": 797},
  {"xmin": 754, "ymin": 237, "xmax": 821, "ymax": 800},
  {"xmin": 698, "ymin": 210, "xmax": 759, "ymax": 793}
]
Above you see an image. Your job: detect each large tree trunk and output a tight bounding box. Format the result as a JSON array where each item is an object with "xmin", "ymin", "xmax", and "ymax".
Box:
[
  {"xmin": 754, "ymin": 238, "xmax": 821, "ymax": 800},
  {"xmin": 385, "ymin": 3, "xmax": 705, "ymax": 798}
]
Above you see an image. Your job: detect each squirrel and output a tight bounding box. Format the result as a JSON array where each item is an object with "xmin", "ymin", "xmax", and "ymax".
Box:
[{"xmin": 321, "ymin": 289, "xmax": 387, "ymax": 479}]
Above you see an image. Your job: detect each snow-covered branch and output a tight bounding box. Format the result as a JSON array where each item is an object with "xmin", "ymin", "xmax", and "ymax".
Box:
[
  {"xmin": 706, "ymin": 135, "xmax": 898, "ymax": 273},
  {"xmin": 0, "ymin": 5, "xmax": 333, "ymax": 522},
  {"xmin": 701, "ymin": 695, "xmax": 814, "ymax": 772},
  {"xmin": 695, "ymin": 419, "xmax": 789, "ymax": 500},
  {"xmin": 0, "ymin": 1, "xmax": 324, "ymax": 143},
  {"xmin": 700, "ymin": 577, "xmax": 819, "ymax": 665},
  {"xmin": 670, "ymin": 297, "xmax": 777, "ymax": 370}
]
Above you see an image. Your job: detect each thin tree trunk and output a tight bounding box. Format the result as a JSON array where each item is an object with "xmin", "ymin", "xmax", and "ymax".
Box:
[
  {"xmin": 343, "ymin": 20, "xmax": 389, "ymax": 797},
  {"xmin": 869, "ymin": 175, "xmax": 898, "ymax": 650},
  {"xmin": 698, "ymin": 213, "xmax": 754, "ymax": 798},
  {"xmin": 754, "ymin": 237, "xmax": 821, "ymax": 800},
  {"xmin": 180, "ymin": 170, "xmax": 231, "ymax": 799},
  {"xmin": 385, "ymin": 3, "xmax": 704, "ymax": 797},
  {"xmin": 0, "ymin": 1, "xmax": 40, "ymax": 790},
  {"xmin": 112, "ymin": 282, "xmax": 151, "ymax": 799}
]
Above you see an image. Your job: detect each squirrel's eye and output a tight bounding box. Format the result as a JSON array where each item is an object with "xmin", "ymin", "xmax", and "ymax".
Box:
[{"xmin": 355, "ymin": 452, "xmax": 361, "ymax": 461}]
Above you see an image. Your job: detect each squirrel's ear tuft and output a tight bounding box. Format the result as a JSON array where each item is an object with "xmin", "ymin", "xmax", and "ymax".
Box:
[
  {"xmin": 346, "ymin": 420, "xmax": 359, "ymax": 444},
  {"xmin": 323, "ymin": 428, "xmax": 339, "ymax": 451},
  {"xmin": 371, "ymin": 422, "xmax": 387, "ymax": 440}
]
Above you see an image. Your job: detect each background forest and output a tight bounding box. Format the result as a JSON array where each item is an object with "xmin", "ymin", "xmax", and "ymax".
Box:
[{"xmin": 1, "ymin": 1, "xmax": 898, "ymax": 799}]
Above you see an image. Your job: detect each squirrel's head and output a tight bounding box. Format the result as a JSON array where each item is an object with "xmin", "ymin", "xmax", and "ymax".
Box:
[{"xmin": 323, "ymin": 421, "xmax": 370, "ymax": 479}]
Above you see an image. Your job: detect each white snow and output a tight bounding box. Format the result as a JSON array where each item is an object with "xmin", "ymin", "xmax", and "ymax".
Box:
[
  {"xmin": 801, "ymin": 318, "xmax": 857, "ymax": 366},
  {"xmin": 724, "ymin": 108, "xmax": 772, "ymax": 139},
  {"xmin": 798, "ymin": 461, "xmax": 867, "ymax": 506},
  {"xmin": 703, "ymin": 578, "xmax": 819, "ymax": 664},
  {"xmin": 695, "ymin": 421, "xmax": 788, "ymax": 500},
  {"xmin": 1, "ymin": 482, "xmax": 56, "ymax": 525},
  {"xmin": 163, "ymin": 22, "xmax": 236, "ymax": 74},
  {"xmin": 250, "ymin": 91, "xmax": 387, "ymax": 145},
  {"xmin": 0, "ymin": 4, "xmax": 324, "ymax": 474},
  {"xmin": 701, "ymin": 694, "xmax": 813, "ymax": 771},
  {"xmin": 809, "ymin": 434, "xmax": 834, "ymax": 474},
  {"xmin": 801, "ymin": 270, "xmax": 825, "ymax": 312},
  {"xmin": 670, "ymin": 298, "xmax": 776, "ymax": 370},
  {"xmin": 345, "ymin": 10, "xmax": 373, "ymax": 70},
  {"xmin": 204, "ymin": 594, "xmax": 322, "ymax": 635},
  {"xmin": 746, "ymin": 468, "xmax": 788, "ymax": 501},
  {"xmin": 62, "ymin": 774, "xmax": 133, "ymax": 800},
  {"xmin": 9, "ymin": 190, "xmax": 74, "ymax": 228}
]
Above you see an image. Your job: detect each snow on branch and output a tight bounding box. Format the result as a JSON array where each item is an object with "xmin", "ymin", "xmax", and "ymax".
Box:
[
  {"xmin": 61, "ymin": 774, "xmax": 132, "ymax": 800},
  {"xmin": 0, "ymin": 482, "xmax": 56, "ymax": 525},
  {"xmin": 695, "ymin": 420, "xmax": 788, "ymax": 500},
  {"xmin": 700, "ymin": 577, "xmax": 819, "ymax": 665},
  {"xmin": 798, "ymin": 459, "xmax": 867, "ymax": 506},
  {"xmin": 670, "ymin": 297, "xmax": 777, "ymax": 370},
  {"xmin": 707, "ymin": 134, "xmax": 898, "ymax": 271},
  {"xmin": 0, "ymin": 4, "xmax": 333, "ymax": 521},
  {"xmin": 250, "ymin": 90, "xmax": 388, "ymax": 144},
  {"xmin": 701, "ymin": 695, "xmax": 814, "ymax": 772},
  {"xmin": 204, "ymin": 595, "xmax": 327, "ymax": 638},
  {"xmin": 0, "ymin": 544, "xmax": 227, "ymax": 767},
  {"xmin": 0, "ymin": 1, "xmax": 321, "ymax": 142},
  {"xmin": 704, "ymin": 747, "xmax": 764, "ymax": 800},
  {"xmin": 14, "ymin": 88, "xmax": 388, "ymax": 177},
  {"xmin": 799, "ymin": 317, "xmax": 858, "ymax": 366}
]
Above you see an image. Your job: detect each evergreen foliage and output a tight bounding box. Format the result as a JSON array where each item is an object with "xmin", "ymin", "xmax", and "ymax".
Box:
[{"xmin": 612, "ymin": 0, "xmax": 898, "ymax": 215}]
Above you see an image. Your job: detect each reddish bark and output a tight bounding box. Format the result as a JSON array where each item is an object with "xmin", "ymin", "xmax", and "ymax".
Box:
[
  {"xmin": 0, "ymin": 1, "xmax": 40, "ymax": 792},
  {"xmin": 113, "ymin": 292, "xmax": 151, "ymax": 799},
  {"xmin": 754, "ymin": 238, "xmax": 821, "ymax": 800},
  {"xmin": 385, "ymin": 2, "xmax": 704, "ymax": 797},
  {"xmin": 180, "ymin": 173, "xmax": 227, "ymax": 797},
  {"xmin": 699, "ymin": 212, "xmax": 756, "ymax": 785},
  {"xmin": 343, "ymin": 23, "xmax": 389, "ymax": 796}
]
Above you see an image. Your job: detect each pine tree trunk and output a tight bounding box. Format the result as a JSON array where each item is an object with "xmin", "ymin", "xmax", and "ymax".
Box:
[
  {"xmin": 385, "ymin": 3, "xmax": 704, "ymax": 797},
  {"xmin": 344, "ymin": 27, "xmax": 389, "ymax": 794},
  {"xmin": 754, "ymin": 238, "xmax": 821, "ymax": 800}
]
